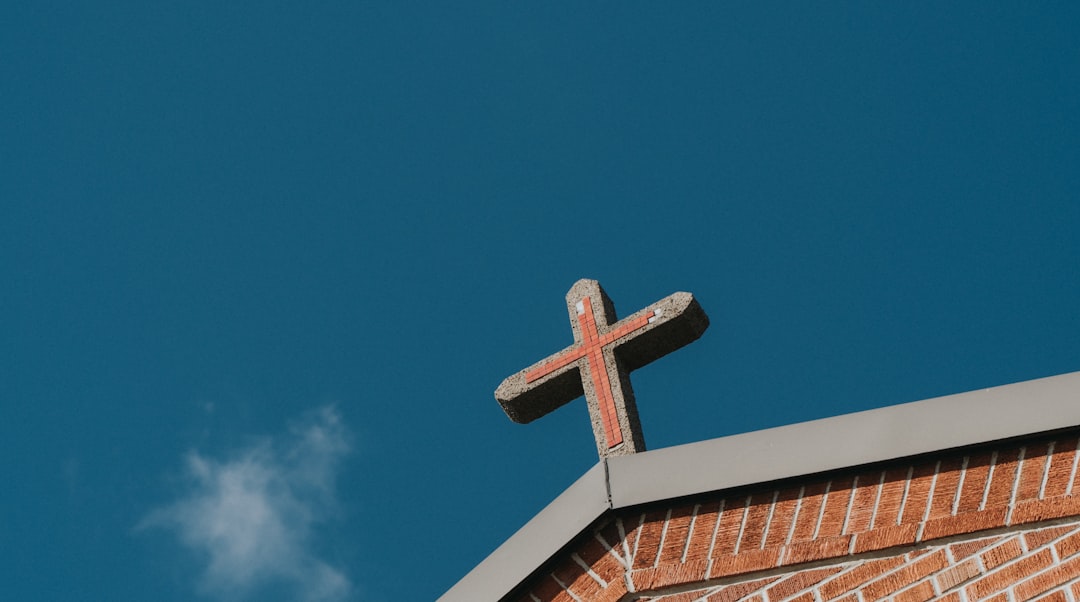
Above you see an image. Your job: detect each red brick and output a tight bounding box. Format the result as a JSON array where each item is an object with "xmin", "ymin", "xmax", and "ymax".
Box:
[
  {"xmin": 861, "ymin": 549, "xmax": 948, "ymax": 600},
  {"xmin": 1033, "ymin": 591, "xmax": 1069, "ymax": 602},
  {"xmin": 632, "ymin": 559, "xmax": 708, "ymax": 590},
  {"xmin": 981, "ymin": 537, "xmax": 1025, "ymax": 569},
  {"xmin": 552, "ymin": 556, "xmax": 599, "ymax": 600},
  {"xmin": 530, "ymin": 573, "xmax": 575, "ymax": 602},
  {"xmin": 789, "ymin": 482, "xmax": 828, "ymax": 542},
  {"xmin": 1025, "ymin": 524, "xmax": 1078, "ymax": 551},
  {"xmin": 711, "ymin": 496, "xmax": 748, "ymax": 556},
  {"xmin": 576, "ymin": 537, "xmax": 625, "ymax": 588},
  {"xmin": 1043, "ymin": 437, "xmax": 1079, "ymax": 498},
  {"xmin": 873, "ymin": 466, "xmax": 912, "ymax": 529},
  {"xmin": 937, "ymin": 592, "xmax": 962, "ymax": 602},
  {"xmin": 787, "ymin": 592, "xmax": 816, "ymax": 602},
  {"xmin": 683, "ymin": 501, "xmax": 721, "ymax": 563},
  {"xmin": 818, "ymin": 556, "xmax": 905, "ymax": 600},
  {"xmin": 818, "ymin": 477, "xmax": 855, "ymax": 539},
  {"xmin": 709, "ymin": 547, "xmax": 781, "ymax": 578},
  {"xmin": 929, "ymin": 457, "xmax": 964, "ymax": 519},
  {"xmin": 956, "ymin": 452, "xmax": 993, "ymax": 514},
  {"xmin": 901, "ymin": 462, "xmax": 938, "ymax": 525},
  {"xmin": 893, "ymin": 579, "xmax": 936, "ymax": 602},
  {"xmin": 737, "ymin": 492, "xmax": 775, "ymax": 551},
  {"xmin": 949, "ymin": 535, "xmax": 1000, "ymax": 560},
  {"xmin": 1012, "ymin": 495, "xmax": 1080, "ymax": 525},
  {"xmin": 1014, "ymin": 553, "xmax": 1080, "ymax": 600},
  {"xmin": 1017, "ymin": 442, "xmax": 1052, "ymax": 502},
  {"xmin": 852, "ymin": 523, "xmax": 918, "ymax": 554},
  {"xmin": 597, "ymin": 521, "xmax": 624, "ymax": 555},
  {"xmin": 763, "ymin": 487, "xmax": 801, "ymax": 548},
  {"xmin": 920, "ymin": 507, "xmax": 1008, "ymax": 542},
  {"xmin": 591, "ymin": 580, "xmax": 628, "ymax": 602},
  {"xmin": 703, "ymin": 576, "xmax": 777, "ymax": 602},
  {"xmin": 632, "ymin": 510, "xmax": 668, "ymax": 570},
  {"xmin": 1056, "ymin": 528, "xmax": 1080, "ymax": 560},
  {"xmin": 781, "ymin": 535, "xmax": 852, "ymax": 566},
  {"xmin": 966, "ymin": 548, "xmax": 1054, "ymax": 599},
  {"xmin": 1072, "ymin": 580, "xmax": 1080, "ymax": 600},
  {"xmin": 765, "ymin": 566, "xmax": 841, "ymax": 599},
  {"xmin": 844, "ymin": 471, "xmax": 881, "ymax": 535},
  {"xmin": 658, "ymin": 504, "xmax": 695, "ymax": 564},
  {"xmin": 984, "ymin": 448, "xmax": 1021, "ymax": 509},
  {"xmin": 935, "ymin": 557, "xmax": 981, "ymax": 591}
]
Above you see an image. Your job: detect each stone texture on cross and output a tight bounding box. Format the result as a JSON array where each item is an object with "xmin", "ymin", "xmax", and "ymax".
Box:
[{"xmin": 496, "ymin": 279, "xmax": 710, "ymax": 458}]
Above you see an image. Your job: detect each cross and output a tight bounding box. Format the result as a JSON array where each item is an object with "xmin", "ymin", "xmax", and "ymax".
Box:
[{"xmin": 495, "ymin": 279, "xmax": 710, "ymax": 458}]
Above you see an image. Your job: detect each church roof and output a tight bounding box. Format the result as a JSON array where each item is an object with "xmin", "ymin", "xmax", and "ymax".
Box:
[{"xmin": 439, "ymin": 370, "xmax": 1080, "ymax": 601}]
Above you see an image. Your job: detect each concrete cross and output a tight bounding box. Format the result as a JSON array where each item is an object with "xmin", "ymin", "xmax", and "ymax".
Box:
[{"xmin": 496, "ymin": 279, "xmax": 709, "ymax": 458}]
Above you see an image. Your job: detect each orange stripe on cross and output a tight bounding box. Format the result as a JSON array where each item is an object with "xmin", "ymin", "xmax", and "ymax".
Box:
[{"xmin": 495, "ymin": 279, "xmax": 710, "ymax": 459}]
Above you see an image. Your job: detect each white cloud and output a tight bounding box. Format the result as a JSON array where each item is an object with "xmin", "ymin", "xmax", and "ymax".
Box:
[{"xmin": 142, "ymin": 406, "xmax": 352, "ymax": 602}]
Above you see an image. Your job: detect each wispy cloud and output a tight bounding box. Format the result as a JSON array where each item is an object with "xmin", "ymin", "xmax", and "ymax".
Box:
[{"xmin": 142, "ymin": 407, "xmax": 352, "ymax": 601}]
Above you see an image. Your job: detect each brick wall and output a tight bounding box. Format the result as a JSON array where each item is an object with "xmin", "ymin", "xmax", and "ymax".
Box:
[{"xmin": 510, "ymin": 431, "xmax": 1080, "ymax": 601}]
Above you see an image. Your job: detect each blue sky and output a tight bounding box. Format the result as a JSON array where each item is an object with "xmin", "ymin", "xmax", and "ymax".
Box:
[{"xmin": 2, "ymin": 3, "xmax": 1079, "ymax": 601}]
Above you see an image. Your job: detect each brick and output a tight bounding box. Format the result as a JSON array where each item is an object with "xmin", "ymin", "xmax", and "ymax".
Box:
[
  {"xmin": 683, "ymin": 501, "xmax": 721, "ymax": 563},
  {"xmin": 861, "ymin": 549, "xmax": 948, "ymax": 600},
  {"xmin": 709, "ymin": 547, "xmax": 781, "ymax": 578},
  {"xmin": 902, "ymin": 462, "xmax": 938, "ymax": 525},
  {"xmin": 1014, "ymin": 553, "xmax": 1080, "ymax": 600},
  {"xmin": 763, "ymin": 487, "xmax": 800, "ymax": 548},
  {"xmin": 711, "ymin": 496, "xmax": 748, "ymax": 556},
  {"xmin": 787, "ymin": 592, "xmax": 816, "ymax": 602},
  {"xmin": 873, "ymin": 466, "xmax": 912, "ymax": 529},
  {"xmin": 531, "ymin": 573, "xmax": 575, "ymax": 602},
  {"xmin": 781, "ymin": 535, "xmax": 852, "ymax": 566},
  {"xmin": 1056, "ymin": 528, "xmax": 1080, "ymax": 560},
  {"xmin": 852, "ymin": 523, "xmax": 918, "ymax": 554},
  {"xmin": 591, "ymin": 580, "xmax": 628, "ymax": 602},
  {"xmin": 597, "ymin": 521, "xmax": 624, "ymax": 556},
  {"xmin": 981, "ymin": 537, "xmax": 1025, "ymax": 569},
  {"xmin": 937, "ymin": 592, "xmax": 962, "ymax": 602},
  {"xmin": 1073, "ymin": 580, "xmax": 1080, "ymax": 600},
  {"xmin": 622, "ymin": 514, "xmax": 645, "ymax": 561},
  {"xmin": 818, "ymin": 477, "xmax": 854, "ymax": 539},
  {"xmin": 703, "ymin": 576, "xmax": 778, "ymax": 602},
  {"xmin": 789, "ymin": 482, "xmax": 828, "ymax": 542},
  {"xmin": 1017, "ymin": 442, "xmax": 1052, "ymax": 502},
  {"xmin": 920, "ymin": 507, "xmax": 1008, "ymax": 542},
  {"xmin": 576, "ymin": 537, "xmax": 625, "ymax": 588},
  {"xmin": 893, "ymin": 579, "xmax": 936, "ymax": 602},
  {"xmin": 1033, "ymin": 591, "xmax": 1069, "ymax": 602},
  {"xmin": 966, "ymin": 548, "xmax": 1054, "ymax": 599},
  {"xmin": 632, "ymin": 559, "xmax": 708, "ymax": 590},
  {"xmin": 552, "ymin": 556, "xmax": 598, "ymax": 600},
  {"xmin": 632, "ymin": 510, "xmax": 668, "ymax": 570},
  {"xmin": 1025, "ymin": 524, "xmax": 1079, "ymax": 551},
  {"xmin": 765, "ymin": 566, "xmax": 841, "ymax": 599},
  {"xmin": 658, "ymin": 504, "xmax": 696, "ymax": 564},
  {"xmin": 844, "ymin": 470, "xmax": 881, "ymax": 535},
  {"xmin": 818, "ymin": 556, "xmax": 905, "ymax": 600},
  {"xmin": 929, "ymin": 457, "xmax": 964, "ymax": 520},
  {"xmin": 737, "ymin": 492, "xmax": 775, "ymax": 551},
  {"xmin": 949, "ymin": 535, "xmax": 1000, "ymax": 560},
  {"xmin": 1043, "ymin": 437, "xmax": 1078, "ymax": 498},
  {"xmin": 984, "ymin": 448, "xmax": 1021, "ymax": 509},
  {"xmin": 935, "ymin": 557, "xmax": 981, "ymax": 591},
  {"xmin": 955, "ymin": 452, "xmax": 993, "ymax": 514},
  {"xmin": 1012, "ymin": 495, "xmax": 1080, "ymax": 525}
]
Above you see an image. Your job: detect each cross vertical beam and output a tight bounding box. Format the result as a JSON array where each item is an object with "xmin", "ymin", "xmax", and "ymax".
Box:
[{"xmin": 496, "ymin": 279, "xmax": 710, "ymax": 458}]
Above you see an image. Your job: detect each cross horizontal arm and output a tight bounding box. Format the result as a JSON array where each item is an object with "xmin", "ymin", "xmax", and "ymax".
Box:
[{"xmin": 496, "ymin": 290, "xmax": 709, "ymax": 425}]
